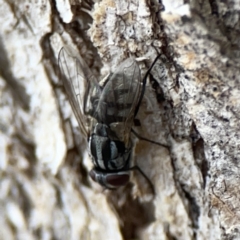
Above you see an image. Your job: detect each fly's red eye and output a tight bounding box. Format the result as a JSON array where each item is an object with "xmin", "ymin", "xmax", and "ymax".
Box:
[
  {"xmin": 89, "ymin": 169, "xmax": 97, "ymax": 182},
  {"xmin": 105, "ymin": 174, "xmax": 130, "ymax": 187},
  {"xmin": 89, "ymin": 169, "xmax": 130, "ymax": 188}
]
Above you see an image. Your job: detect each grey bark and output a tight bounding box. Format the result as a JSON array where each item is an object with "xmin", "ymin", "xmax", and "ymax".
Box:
[{"xmin": 0, "ymin": 0, "xmax": 240, "ymax": 239}]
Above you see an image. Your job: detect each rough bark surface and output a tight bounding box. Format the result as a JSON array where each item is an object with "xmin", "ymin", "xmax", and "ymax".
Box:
[{"xmin": 0, "ymin": 0, "xmax": 240, "ymax": 240}]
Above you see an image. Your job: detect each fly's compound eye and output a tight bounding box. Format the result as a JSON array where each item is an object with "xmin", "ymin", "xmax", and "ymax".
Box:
[{"xmin": 89, "ymin": 169, "xmax": 130, "ymax": 189}]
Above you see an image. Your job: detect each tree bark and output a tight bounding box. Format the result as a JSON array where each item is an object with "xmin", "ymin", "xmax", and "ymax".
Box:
[{"xmin": 0, "ymin": 0, "xmax": 240, "ymax": 239}]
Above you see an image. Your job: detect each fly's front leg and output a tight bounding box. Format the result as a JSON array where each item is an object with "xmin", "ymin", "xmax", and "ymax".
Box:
[
  {"xmin": 130, "ymin": 128, "xmax": 171, "ymax": 197},
  {"xmin": 129, "ymin": 165, "xmax": 155, "ymax": 195}
]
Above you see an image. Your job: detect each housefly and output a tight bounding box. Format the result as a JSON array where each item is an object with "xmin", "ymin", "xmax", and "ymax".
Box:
[{"xmin": 58, "ymin": 47, "xmax": 160, "ymax": 191}]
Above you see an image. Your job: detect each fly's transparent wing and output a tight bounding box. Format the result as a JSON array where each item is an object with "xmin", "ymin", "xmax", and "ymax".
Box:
[
  {"xmin": 96, "ymin": 58, "xmax": 142, "ymax": 143},
  {"xmin": 58, "ymin": 47, "xmax": 101, "ymax": 137}
]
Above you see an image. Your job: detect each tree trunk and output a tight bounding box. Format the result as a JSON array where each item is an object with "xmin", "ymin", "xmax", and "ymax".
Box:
[{"xmin": 1, "ymin": 0, "xmax": 240, "ymax": 239}]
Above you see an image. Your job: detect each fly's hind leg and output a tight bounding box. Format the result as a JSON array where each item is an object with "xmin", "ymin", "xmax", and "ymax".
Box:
[{"xmin": 131, "ymin": 128, "xmax": 170, "ymax": 149}]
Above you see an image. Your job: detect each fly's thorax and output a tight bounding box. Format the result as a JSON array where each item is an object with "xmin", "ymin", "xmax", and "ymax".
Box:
[
  {"xmin": 89, "ymin": 123, "xmax": 132, "ymax": 171},
  {"xmin": 93, "ymin": 67, "xmax": 139, "ymax": 125}
]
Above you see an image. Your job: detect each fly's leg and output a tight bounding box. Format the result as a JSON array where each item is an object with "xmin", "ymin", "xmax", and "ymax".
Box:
[
  {"xmin": 131, "ymin": 128, "xmax": 169, "ymax": 149},
  {"xmin": 133, "ymin": 118, "xmax": 141, "ymax": 127},
  {"xmin": 131, "ymin": 129, "xmax": 171, "ymax": 196},
  {"xmin": 208, "ymin": 0, "xmax": 219, "ymax": 16},
  {"xmin": 129, "ymin": 165, "xmax": 155, "ymax": 195},
  {"xmin": 134, "ymin": 54, "xmax": 162, "ymax": 117}
]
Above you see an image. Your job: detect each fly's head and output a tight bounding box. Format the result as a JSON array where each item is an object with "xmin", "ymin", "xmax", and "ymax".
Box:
[
  {"xmin": 89, "ymin": 169, "xmax": 131, "ymax": 189},
  {"xmin": 88, "ymin": 123, "xmax": 132, "ymax": 189}
]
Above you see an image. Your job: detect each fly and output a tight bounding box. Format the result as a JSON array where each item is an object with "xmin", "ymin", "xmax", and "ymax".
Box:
[{"xmin": 58, "ymin": 47, "xmax": 160, "ymax": 192}]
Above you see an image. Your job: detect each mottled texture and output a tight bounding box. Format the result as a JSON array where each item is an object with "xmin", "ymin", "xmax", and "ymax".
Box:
[{"xmin": 0, "ymin": 0, "xmax": 240, "ymax": 239}]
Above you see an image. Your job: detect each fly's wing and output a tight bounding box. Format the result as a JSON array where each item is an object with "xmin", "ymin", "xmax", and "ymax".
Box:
[
  {"xmin": 96, "ymin": 58, "xmax": 142, "ymax": 144},
  {"xmin": 58, "ymin": 47, "xmax": 101, "ymax": 137}
]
